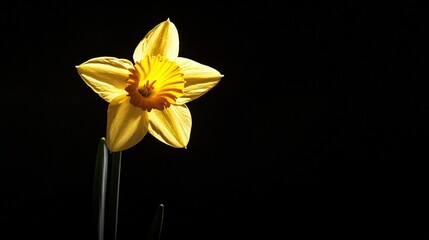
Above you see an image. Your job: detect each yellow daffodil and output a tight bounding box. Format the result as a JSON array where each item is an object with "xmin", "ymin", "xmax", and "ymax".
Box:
[{"xmin": 76, "ymin": 19, "xmax": 223, "ymax": 152}]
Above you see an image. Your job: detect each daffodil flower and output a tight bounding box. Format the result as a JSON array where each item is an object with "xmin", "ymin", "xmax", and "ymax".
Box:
[{"xmin": 76, "ymin": 19, "xmax": 223, "ymax": 152}]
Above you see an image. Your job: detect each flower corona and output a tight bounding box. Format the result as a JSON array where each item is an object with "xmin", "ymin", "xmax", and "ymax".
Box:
[{"xmin": 126, "ymin": 55, "xmax": 185, "ymax": 112}]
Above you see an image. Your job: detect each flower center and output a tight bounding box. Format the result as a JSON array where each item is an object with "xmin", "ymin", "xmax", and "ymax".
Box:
[
  {"xmin": 138, "ymin": 80, "xmax": 156, "ymax": 97},
  {"xmin": 125, "ymin": 55, "xmax": 185, "ymax": 112}
]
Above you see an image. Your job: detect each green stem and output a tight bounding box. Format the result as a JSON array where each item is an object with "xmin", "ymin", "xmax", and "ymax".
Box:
[
  {"xmin": 106, "ymin": 151, "xmax": 122, "ymax": 240},
  {"xmin": 93, "ymin": 138, "xmax": 108, "ymax": 240}
]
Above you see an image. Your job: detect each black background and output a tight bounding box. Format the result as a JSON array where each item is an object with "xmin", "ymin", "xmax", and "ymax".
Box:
[{"xmin": 1, "ymin": 1, "xmax": 426, "ymax": 239}]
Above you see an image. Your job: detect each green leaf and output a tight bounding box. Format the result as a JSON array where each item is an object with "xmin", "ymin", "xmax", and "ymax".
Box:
[
  {"xmin": 93, "ymin": 137, "xmax": 109, "ymax": 240},
  {"xmin": 147, "ymin": 204, "xmax": 165, "ymax": 240}
]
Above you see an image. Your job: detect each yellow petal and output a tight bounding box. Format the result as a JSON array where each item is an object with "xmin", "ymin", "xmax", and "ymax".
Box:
[
  {"xmin": 175, "ymin": 57, "xmax": 224, "ymax": 104},
  {"xmin": 106, "ymin": 95, "xmax": 149, "ymax": 152},
  {"xmin": 76, "ymin": 57, "xmax": 133, "ymax": 103},
  {"xmin": 133, "ymin": 19, "xmax": 179, "ymax": 63},
  {"xmin": 148, "ymin": 104, "xmax": 191, "ymax": 148}
]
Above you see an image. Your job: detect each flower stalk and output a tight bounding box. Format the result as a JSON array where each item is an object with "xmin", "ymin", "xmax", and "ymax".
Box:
[
  {"xmin": 93, "ymin": 138, "xmax": 122, "ymax": 240},
  {"xmin": 93, "ymin": 137, "xmax": 109, "ymax": 240},
  {"xmin": 93, "ymin": 139, "xmax": 164, "ymax": 240},
  {"xmin": 106, "ymin": 151, "xmax": 122, "ymax": 240}
]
